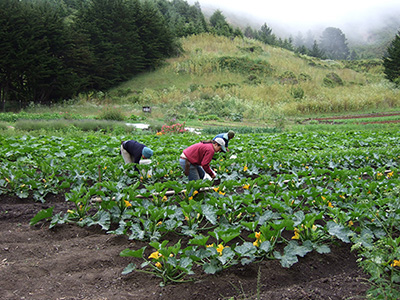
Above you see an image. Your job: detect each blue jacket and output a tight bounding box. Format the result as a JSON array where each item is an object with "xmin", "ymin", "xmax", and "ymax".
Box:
[{"xmin": 123, "ymin": 140, "xmax": 145, "ymax": 164}]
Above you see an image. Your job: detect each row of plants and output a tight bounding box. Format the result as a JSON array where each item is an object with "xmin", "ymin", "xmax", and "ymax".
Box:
[{"xmin": 1, "ymin": 129, "xmax": 400, "ymax": 296}]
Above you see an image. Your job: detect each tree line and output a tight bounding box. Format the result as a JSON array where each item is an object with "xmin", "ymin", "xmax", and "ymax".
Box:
[{"xmin": 1, "ymin": 0, "xmax": 399, "ymax": 107}]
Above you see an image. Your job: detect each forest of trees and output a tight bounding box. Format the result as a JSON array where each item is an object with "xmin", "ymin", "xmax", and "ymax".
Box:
[{"xmin": 0, "ymin": 0, "xmax": 399, "ymax": 106}]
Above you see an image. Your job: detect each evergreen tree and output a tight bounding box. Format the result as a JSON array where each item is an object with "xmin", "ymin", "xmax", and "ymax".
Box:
[
  {"xmin": 295, "ymin": 45, "xmax": 308, "ymax": 55},
  {"xmin": 258, "ymin": 23, "xmax": 276, "ymax": 45},
  {"xmin": 156, "ymin": 0, "xmax": 208, "ymax": 37},
  {"xmin": 319, "ymin": 27, "xmax": 350, "ymax": 60},
  {"xmin": 74, "ymin": 0, "xmax": 145, "ymax": 90},
  {"xmin": 309, "ymin": 40, "xmax": 325, "ymax": 59},
  {"xmin": 294, "ymin": 31, "xmax": 305, "ymax": 48},
  {"xmin": 0, "ymin": 0, "xmax": 75, "ymax": 104},
  {"xmin": 383, "ymin": 31, "xmax": 400, "ymax": 84},
  {"xmin": 136, "ymin": 0, "xmax": 176, "ymax": 68},
  {"xmin": 209, "ymin": 10, "xmax": 236, "ymax": 38},
  {"xmin": 304, "ymin": 30, "xmax": 314, "ymax": 49},
  {"xmin": 244, "ymin": 26, "xmax": 256, "ymax": 39}
]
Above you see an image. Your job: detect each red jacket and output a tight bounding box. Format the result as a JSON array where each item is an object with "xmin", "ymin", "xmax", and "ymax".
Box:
[{"xmin": 183, "ymin": 142, "xmax": 215, "ymax": 176}]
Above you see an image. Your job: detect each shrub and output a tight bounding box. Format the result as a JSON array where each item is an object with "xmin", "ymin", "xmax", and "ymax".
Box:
[
  {"xmin": 216, "ymin": 56, "xmax": 274, "ymax": 75},
  {"xmin": 278, "ymin": 71, "xmax": 298, "ymax": 85},
  {"xmin": 298, "ymin": 73, "xmax": 312, "ymax": 82},
  {"xmin": 323, "ymin": 72, "xmax": 344, "ymax": 87},
  {"xmin": 97, "ymin": 106, "xmax": 126, "ymax": 121},
  {"xmin": 290, "ymin": 87, "xmax": 305, "ymax": 100}
]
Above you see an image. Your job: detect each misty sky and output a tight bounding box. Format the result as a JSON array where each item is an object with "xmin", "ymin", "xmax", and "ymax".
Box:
[{"xmin": 190, "ymin": 0, "xmax": 400, "ymax": 34}]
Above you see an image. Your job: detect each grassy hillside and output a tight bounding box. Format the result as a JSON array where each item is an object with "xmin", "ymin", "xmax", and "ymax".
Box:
[{"xmin": 109, "ymin": 34, "xmax": 398, "ymax": 124}]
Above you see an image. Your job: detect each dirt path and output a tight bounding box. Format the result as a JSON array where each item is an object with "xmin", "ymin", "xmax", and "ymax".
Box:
[{"xmin": 0, "ymin": 195, "xmax": 370, "ymax": 300}]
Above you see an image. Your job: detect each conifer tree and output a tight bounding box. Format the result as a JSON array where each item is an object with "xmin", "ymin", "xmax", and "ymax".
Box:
[{"xmin": 383, "ymin": 31, "xmax": 400, "ymax": 85}]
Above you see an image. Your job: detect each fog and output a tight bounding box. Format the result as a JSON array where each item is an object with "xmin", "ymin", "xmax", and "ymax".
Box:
[{"xmin": 188, "ymin": 0, "xmax": 400, "ymax": 42}]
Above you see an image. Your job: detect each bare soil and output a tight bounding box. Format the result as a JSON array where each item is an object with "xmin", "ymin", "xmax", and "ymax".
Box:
[{"xmin": 0, "ymin": 194, "xmax": 370, "ymax": 300}]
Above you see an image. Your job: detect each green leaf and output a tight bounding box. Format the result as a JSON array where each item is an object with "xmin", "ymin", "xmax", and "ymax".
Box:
[
  {"xmin": 235, "ymin": 242, "xmax": 256, "ymax": 257},
  {"xmin": 274, "ymin": 250, "xmax": 299, "ymax": 268},
  {"xmin": 30, "ymin": 207, "xmax": 54, "ymax": 226},
  {"xmin": 259, "ymin": 241, "xmax": 271, "ymax": 253},
  {"xmin": 203, "ymin": 259, "xmax": 221, "ymax": 274},
  {"xmin": 120, "ymin": 247, "xmax": 145, "ymax": 258},
  {"xmin": 327, "ymin": 221, "xmax": 352, "ymax": 243},
  {"xmin": 315, "ymin": 244, "xmax": 331, "ymax": 254},
  {"xmin": 201, "ymin": 204, "xmax": 217, "ymax": 225},
  {"xmin": 188, "ymin": 234, "xmax": 209, "ymax": 246},
  {"xmin": 122, "ymin": 263, "xmax": 137, "ymax": 275}
]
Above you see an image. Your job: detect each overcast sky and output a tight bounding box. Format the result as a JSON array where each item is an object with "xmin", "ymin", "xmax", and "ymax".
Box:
[{"xmin": 189, "ymin": 0, "xmax": 400, "ymax": 35}]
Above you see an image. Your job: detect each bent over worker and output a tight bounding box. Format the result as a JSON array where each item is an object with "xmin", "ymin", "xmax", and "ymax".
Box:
[
  {"xmin": 179, "ymin": 138, "xmax": 226, "ymax": 181},
  {"xmin": 213, "ymin": 130, "xmax": 235, "ymax": 152},
  {"xmin": 121, "ymin": 139, "xmax": 153, "ymax": 164}
]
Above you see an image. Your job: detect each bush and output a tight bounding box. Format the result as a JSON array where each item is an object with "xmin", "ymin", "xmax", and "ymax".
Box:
[
  {"xmin": 278, "ymin": 71, "xmax": 298, "ymax": 85},
  {"xmin": 290, "ymin": 87, "xmax": 305, "ymax": 100},
  {"xmin": 97, "ymin": 106, "xmax": 126, "ymax": 121},
  {"xmin": 323, "ymin": 72, "xmax": 344, "ymax": 87}
]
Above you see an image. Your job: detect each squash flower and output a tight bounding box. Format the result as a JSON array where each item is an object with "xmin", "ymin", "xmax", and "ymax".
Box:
[
  {"xmin": 148, "ymin": 251, "xmax": 161, "ymax": 260},
  {"xmin": 391, "ymin": 260, "xmax": 400, "ymax": 267}
]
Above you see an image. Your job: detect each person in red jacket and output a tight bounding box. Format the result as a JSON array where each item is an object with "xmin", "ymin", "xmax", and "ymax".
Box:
[{"xmin": 179, "ymin": 138, "xmax": 226, "ymax": 181}]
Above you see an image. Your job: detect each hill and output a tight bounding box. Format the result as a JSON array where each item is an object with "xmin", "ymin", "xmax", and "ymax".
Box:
[{"xmin": 111, "ymin": 34, "xmax": 399, "ymax": 126}]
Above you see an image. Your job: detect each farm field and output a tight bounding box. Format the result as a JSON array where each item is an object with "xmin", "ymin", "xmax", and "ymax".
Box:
[{"xmin": 1, "ymin": 127, "xmax": 400, "ymax": 299}]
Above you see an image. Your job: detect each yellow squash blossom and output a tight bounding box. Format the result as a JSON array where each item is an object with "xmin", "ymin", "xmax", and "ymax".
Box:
[
  {"xmin": 243, "ymin": 184, "xmax": 250, "ymax": 189},
  {"xmin": 148, "ymin": 251, "xmax": 161, "ymax": 260},
  {"xmin": 291, "ymin": 229, "xmax": 300, "ymax": 240},
  {"xmin": 348, "ymin": 220, "xmax": 354, "ymax": 227},
  {"xmin": 193, "ymin": 190, "xmax": 198, "ymax": 196},
  {"xmin": 213, "ymin": 187, "xmax": 219, "ymax": 192},
  {"xmin": 255, "ymin": 232, "xmax": 261, "ymax": 240},
  {"xmin": 155, "ymin": 262, "xmax": 162, "ymax": 269},
  {"xmin": 216, "ymin": 244, "xmax": 225, "ymax": 256},
  {"xmin": 188, "ymin": 196, "xmax": 193, "ymax": 200},
  {"xmin": 124, "ymin": 200, "xmax": 132, "ymax": 208},
  {"xmin": 243, "ymin": 165, "xmax": 248, "ymax": 172},
  {"xmin": 391, "ymin": 260, "xmax": 400, "ymax": 267},
  {"xmin": 253, "ymin": 240, "xmax": 260, "ymax": 247},
  {"xmin": 218, "ymin": 191, "xmax": 225, "ymax": 196},
  {"xmin": 206, "ymin": 243, "xmax": 214, "ymax": 248},
  {"xmin": 162, "ymin": 196, "xmax": 168, "ymax": 202},
  {"xmin": 328, "ymin": 202, "xmax": 334, "ymax": 208}
]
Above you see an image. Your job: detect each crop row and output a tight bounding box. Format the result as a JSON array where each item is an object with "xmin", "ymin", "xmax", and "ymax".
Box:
[{"xmin": 2, "ymin": 130, "xmax": 400, "ymax": 292}]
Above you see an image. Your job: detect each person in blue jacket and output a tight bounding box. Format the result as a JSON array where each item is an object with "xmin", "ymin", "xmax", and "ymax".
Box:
[
  {"xmin": 120, "ymin": 139, "xmax": 153, "ymax": 165},
  {"xmin": 213, "ymin": 130, "xmax": 235, "ymax": 152}
]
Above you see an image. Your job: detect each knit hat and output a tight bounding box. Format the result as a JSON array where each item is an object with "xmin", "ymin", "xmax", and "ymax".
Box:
[
  {"xmin": 214, "ymin": 137, "xmax": 227, "ymax": 153},
  {"xmin": 227, "ymin": 130, "xmax": 235, "ymax": 139},
  {"xmin": 142, "ymin": 147, "xmax": 153, "ymax": 158}
]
